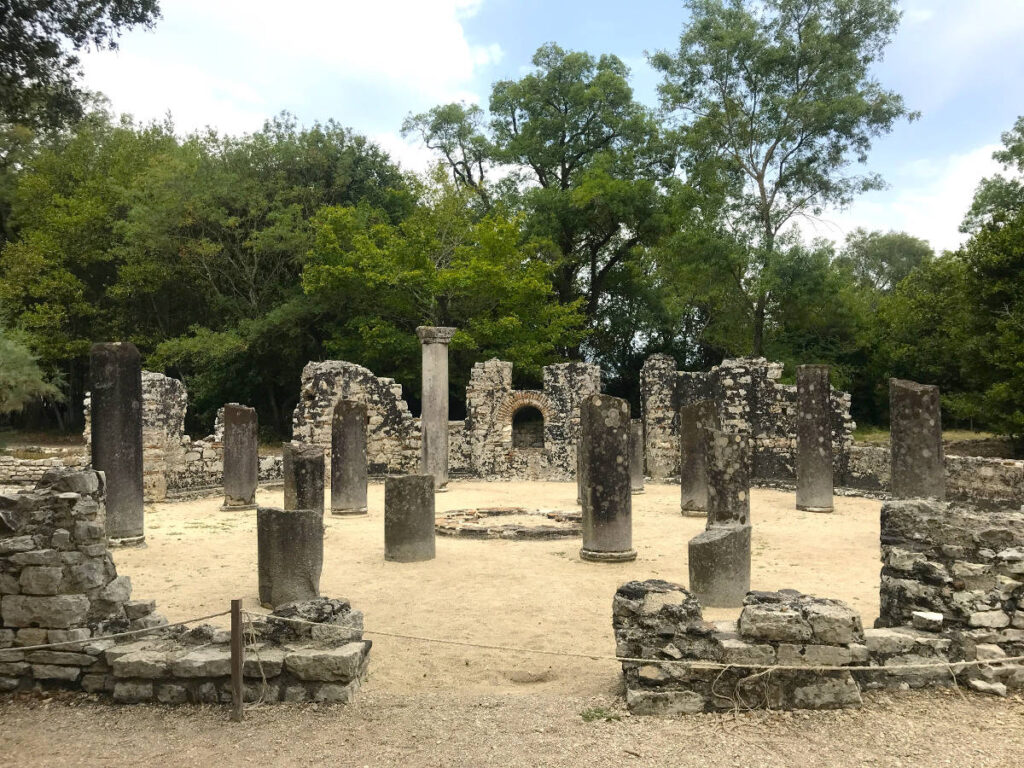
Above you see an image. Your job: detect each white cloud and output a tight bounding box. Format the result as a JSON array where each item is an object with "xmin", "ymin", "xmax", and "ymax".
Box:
[
  {"xmin": 808, "ymin": 143, "xmax": 1005, "ymax": 252},
  {"xmin": 372, "ymin": 130, "xmax": 438, "ymax": 174},
  {"xmin": 79, "ymin": 0, "xmax": 500, "ymax": 136}
]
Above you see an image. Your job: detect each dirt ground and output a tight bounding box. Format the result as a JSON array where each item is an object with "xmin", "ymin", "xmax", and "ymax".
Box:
[{"xmin": 3, "ymin": 481, "xmax": 1022, "ymax": 766}]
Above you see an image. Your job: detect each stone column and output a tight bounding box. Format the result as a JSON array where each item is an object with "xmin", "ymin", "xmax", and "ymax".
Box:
[
  {"xmin": 629, "ymin": 420, "xmax": 645, "ymax": 494},
  {"xmin": 221, "ymin": 403, "xmax": 258, "ymax": 511},
  {"xmin": 384, "ymin": 475, "xmax": 435, "ymax": 562},
  {"xmin": 796, "ymin": 365, "xmax": 834, "ymax": 512},
  {"xmin": 416, "ymin": 326, "xmax": 457, "ymax": 491},
  {"xmin": 331, "ymin": 400, "xmax": 368, "ymax": 516},
  {"xmin": 283, "ymin": 443, "xmax": 324, "ymax": 514},
  {"xmin": 688, "ymin": 427, "xmax": 751, "ymax": 606},
  {"xmin": 579, "ymin": 395, "xmax": 636, "ymax": 562},
  {"xmin": 90, "ymin": 343, "xmax": 144, "ymax": 546},
  {"xmin": 256, "ymin": 506, "xmax": 323, "ymax": 607},
  {"xmin": 679, "ymin": 400, "xmax": 716, "ymax": 516},
  {"xmin": 890, "ymin": 378, "xmax": 945, "ymax": 499}
]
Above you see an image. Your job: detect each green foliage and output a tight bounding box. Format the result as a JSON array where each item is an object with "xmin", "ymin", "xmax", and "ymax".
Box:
[
  {"xmin": 652, "ymin": 0, "xmax": 914, "ymax": 353},
  {"xmin": 834, "ymin": 228, "xmax": 933, "ymax": 293},
  {"xmin": 0, "ymin": 326, "xmax": 61, "ymax": 415},
  {"xmin": 962, "ymin": 116, "xmax": 1024, "ymax": 234},
  {"xmin": 580, "ymin": 706, "xmax": 621, "ymax": 723}
]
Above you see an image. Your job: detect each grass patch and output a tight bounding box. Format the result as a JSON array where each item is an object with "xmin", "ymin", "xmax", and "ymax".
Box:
[
  {"xmin": 854, "ymin": 427, "xmax": 1000, "ymax": 444},
  {"xmin": 580, "ymin": 706, "xmax": 621, "ymax": 723}
]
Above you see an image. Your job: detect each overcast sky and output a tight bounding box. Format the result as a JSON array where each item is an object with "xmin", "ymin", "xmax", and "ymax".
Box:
[{"xmin": 79, "ymin": 0, "xmax": 1024, "ymax": 253}]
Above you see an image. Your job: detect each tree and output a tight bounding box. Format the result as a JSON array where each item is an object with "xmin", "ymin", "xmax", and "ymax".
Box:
[
  {"xmin": 0, "ymin": 325, "xmax": 60, "ymax": 415},
  {"xmin": 652, "ymin": 0, "xmax": 915, "ymax": 354},
  {"xmin": 404, "ymin": 43, "xmax": 690, "ymax": 361},
  {"xmin": 1, "ymin": 0, "xmax": 160, "ymax": 132},
  {"xmin": 961, "ymin": 115, "xmax": 1024, "ymax": 234},
  {"xmin": 834, "ymin": 228, "xmax": 933, "ymax": 293}
]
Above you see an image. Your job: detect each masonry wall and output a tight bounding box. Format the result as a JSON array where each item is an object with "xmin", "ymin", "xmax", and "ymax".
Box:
[
  {"xmin": 0, "ymin": 470, "xmax": 371, "ymax": 704},
  {"xmin": 640, "ymin": 355, "xmax": 855, "ymax": 482}
]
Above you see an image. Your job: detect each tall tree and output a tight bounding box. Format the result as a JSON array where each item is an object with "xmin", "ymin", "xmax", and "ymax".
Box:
[
  {"xmin": 652, "ymin": 0, "xmax": 914, "ymax": 354},
  {"xmin": 834, "ymin": 228, "xmax": 933, "ymax": 293}
]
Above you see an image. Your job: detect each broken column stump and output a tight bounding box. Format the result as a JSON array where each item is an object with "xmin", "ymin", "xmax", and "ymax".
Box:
[
  {"xmin": 679, "ymin": 400, "xmax": 716, "ymax": 517},
  {"xmin": 256, "ymin": 506, "xmax": 324, "ymax": 608},
  {"xmin": 889, "ymin": 378, "xmax": 945, "ymax": 500},
  {"xmin": 795, "ymin": 365, "xmax": 833, "ymax": 513},
  {"xmin": 222, "ymin": 403, "xmax": 258, "ymax": 511},
  {"xmin": 331, "ymin": 400, "xmax": 368, "ymax": 516},
  {"xmin": 384, "ymin": 475, "xmax": 436, "ymax": 562},
  {"xmin": 579, "ymin": 394, "xmax": 636, "ymax": 562},
  {"xmin": 283, "ymin": 442, "xmax": 325, "ymax": 514}
]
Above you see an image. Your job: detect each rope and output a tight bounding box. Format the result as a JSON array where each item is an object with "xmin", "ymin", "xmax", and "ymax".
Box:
[
  {"xmin": 0, "ymin": 610, "xmax": 231, "ymax": 653},
  {"xmin": 242, "ymin": 610, "xmax": 1024, "ymax": 673}
]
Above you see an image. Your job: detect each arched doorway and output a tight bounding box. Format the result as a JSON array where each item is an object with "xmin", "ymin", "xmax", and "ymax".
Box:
[{"xmin": 512, "ymin": 405, "xmax": 545, "ymax": 449}]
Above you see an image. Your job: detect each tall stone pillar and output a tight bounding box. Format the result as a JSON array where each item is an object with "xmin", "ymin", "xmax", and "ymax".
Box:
[
  {"xmin": 221, "ymin": 403, "xmax": 258, "ymax": 511},
  {"xmin": 795, "ymin": 365, "xmax": 834, "ymax": 512},
  {"xmin": 331, "ymin": 400, "xmax": 368, "ymax": 516},
  {"xmin": 256, "ymin": 506, "xmax": 323, "ymax": 607},
  {"xmin": 679, "ymin": 400, "xmax": 716, "ymax": 516},
  {"xmin": 283, "ymin": 443, "xmax": 325, "ymax": 514},
  {"xmin": 890, "ymin": 378, "xmax": 945, "ymax": 499},
  {"xmin": 384, "ymin": 475, "xmax": 436, "ymax": 562},
  {"xmin": 688, "ymin": 427, "xmax": 751, "ymax": 606},
  {"xmin": 629, "ymin": 420, "xmax": 645, "ymax": 494},
  {"xmin": 90, "ymin": 343, "xmax": 144, "ymax": 546},
  {"xmin": 579, "ymin": 395, "xmax": 636, "ymax": 562},
  {"xmin": 416, "ymin": 326, "xmax": 457, "ymax": 491}
]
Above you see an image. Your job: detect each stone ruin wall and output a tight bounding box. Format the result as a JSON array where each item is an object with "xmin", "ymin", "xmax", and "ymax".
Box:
[
  {"xmin": 0, "ymin": 469, "xmax": 371, "ymax": 705},
  {"xmin": 640, "ymin": 355, "xmax": 855, "ymax": 483}
]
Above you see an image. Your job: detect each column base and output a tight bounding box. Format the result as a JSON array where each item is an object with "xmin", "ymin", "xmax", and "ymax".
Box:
[
  {"xmin": 331, "ymin": 507, "xmax": 369, "ymax": 516},
  {"xmin": 630, "ymin": 488, "xmax": 645, "ymax": 495},
  {"xmin": 579, "ymin": 547, "xmax": 637, "ymax": 563},
  {"xmin": 108, "ymin": 535, "xmax": 146, "ymax": 548},
  {"xmin": 220, "ymin": 503, "xmax": 257, "ymax": 511},
  {"xmin": 688, "ymin": 524, "xmax": 751, "ymax": 608},
  {"xmin": 681, "ymin": 508, "xmax": 707, "ymax": 518},
  {"xmin": 796, "ymin": 504, "xmax": 834, "ymax": 513}
]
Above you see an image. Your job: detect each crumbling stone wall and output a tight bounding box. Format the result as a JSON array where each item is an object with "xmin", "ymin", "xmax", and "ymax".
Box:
[
  {"xmin": 292, "ymin": 361, "xmax": 420, "ymax": 475},
  {"xmin": 463, "ymin": 359, "xmax": 600, "ymax": 480},
  {"xmin": 0, "ymin": 450, "xmax": 87, "ymax": 491},
  {"xmin": 641, "ymin": 356, "xmax": 854, "ymax": 482},
  {"xmin": 0, "ymin": 470, "xmax": 371, "ymax": 704}
]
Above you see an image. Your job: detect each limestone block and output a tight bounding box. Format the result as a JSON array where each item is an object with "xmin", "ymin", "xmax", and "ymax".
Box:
[
  {"xmin": 626, "ymin": 688, "xmax": 705, "ymax": 715},
  {"xmin": 719, "ymin": 638, "xmax": 776, "ymax": 666},
  {"xmin": 243, "ymin": 646, "xmax": 286, "ymax": 678},
  {"xmin": 169, "ymin": 646, "xmax": 232, "ymax": 678},
  {"xmin": 156, "ymin": 683, "xmax": 189, "ymax": 704},
  {"xmin": 112, "ymin": 650, "xmax": 170, "ymax": 678},
  {"xmin": 26, "ymin": 650, "xmax": 95, "ymax": 666},
  {"xmin": 738, "ymin": 604, "xmax": 813, "ymax": 644},
  {"xmin": 284, "ymin": 642, "xmax": 367, "ymax": 682},
  {"xmin": 777, "ymin": 644, "xmax": 853, "ymax": 667},
  {"xmin": 803, "ymin": 601, "xmax": 864, "ymax": 645},
  {"xmin": 969, "ymin": 610, "xmax": 1011, "ymax": 628},
  {"xmin": 31, "ymin": 663, "xmax": 81, "ymax": 681},
  {"xmin": 1, "ymin": 594, "xmax": 90, "ymax": 628},
  {"xmin": 864, "ymin": 628, "xmax": 918, "ymax": 656},
  {"xmin": 911, "ymin": 611, "xmax": 944, "ymax": 632},
  {"xmin": 113, "ymin": 680, "xmax": 154, "ymax": 703},
  {"xmin": 123, "ymin": 600, "xmax": 156, "ymax": 620},
  {"xmin": 11, "ymin": 549, "xmax": 61, "ymax": 566},
  {"xmin": 312, "ymin": 680, "xmax": 360, "ymax": 704},
  {"xmin": 791, "ymin": 675, "xmax": 862, "ymax": 709},
  {"xmin": 18, "ymin": 566, "xmax": 63, "ymax": 595}
]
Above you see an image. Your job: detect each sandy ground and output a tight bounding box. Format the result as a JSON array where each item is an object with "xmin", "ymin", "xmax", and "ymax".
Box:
[
  {"xmin": 112, "ymin": 481, "xmax": 883, "ymax": 696},
  {"xmin": 6, "ymin": 481, "xmax": 1021, "ymax": 767}
]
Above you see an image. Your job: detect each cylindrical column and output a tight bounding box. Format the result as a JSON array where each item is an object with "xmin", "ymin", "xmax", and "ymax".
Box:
[
  {"xmin": 384, "ymin": 475, "xmax": 436, "ymax": 562},
  {"xmin": 90, "ymin": 342, "xmax": 144, "ymax": 546},
  {"xmin": 890, "ymin": 378, "xmax": 945, "ymax": 499},
  {"xmin": 283, "ymin": 443, "xmax": 324, "ymax": 514},
  {"xmin": 416, "ymin": 326, "xmax": 456, "ymax": 491},
  {"xmin": 688, "ymin": 426, "xmax": 751, "ymax": 607},
  {"xmin": 795, "ymin": 365, "xmax": 834, "ymax": 512},
  {"xmin": 579, "ymin": 395, "xmax": 636, "ymax": 562},
  {"xmin": 629, "ymin": 420, "xmax": 645, "ymax": 494},
  {"xmin": 222, "ymin": 403, "xmax": 258, "ymax": 511},
  {"xmin": 680, "ymin": 400, "xmax": 716, "ymax": 516},
  {"xmin": 256, "ymin": 506, "xmax": 323, "ymax": 608},
  {"xmin": 331, "ymin": 400, "xmax": 368, "ymax": 516}
]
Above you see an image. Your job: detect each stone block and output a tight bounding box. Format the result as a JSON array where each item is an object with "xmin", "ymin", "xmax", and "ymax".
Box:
[
  {"xmin": 99, "ymin": 575, "xmax": 132, "ymax": 603},
  {"xmin": 19, "ymin": 566, "xmax": 63, "ymax": 595},
  {"xmin": 0, "ymin": 662, "xmax": 29, "ymax": 676},
  {"xmin": 112, "ymin": 650, "xmax": 169, "ymax": 678},
  {"xmin": 968, "ymin": 679, "xmax": 1007, "ymax": 697},
  {"xmin": 31, "ymin": 663, "xmax": 80, "ymax": 681},
  {"xmin": 156, "ymin": 683, "xmax": 189, "ymax": 704},
  {"xmin": 0, "ymin": 536, "xmax": 36, "ymax": 555},
  {"xmin": 969, "ymin": 610, "xmax": 1011, "ymax": 628},
  {"xmin": 777, "ymin": 644, "xmax": 852, "ymax": 667},
  {"xmin": 626, "ymin": 688, "xmax": 705, "ymax": 715},
  {"xmin": 791, "ymin": 675, "xmax": 862, "ymax": 709},
  {"xmin": 113, "ymin": 680, "xmax": 154, "ymax": 703},
  {"xmin": 15, "ymin": 627, "xmax": 48, "ymax": 646},
  {"xmin": 81, "ymin": 673, "xmax": 110, "ymax": 693},
  {"xmin": 243, "ymin": 646, "xmax": 285, "ymax": 678},
  {"xmin": 11, "ymin": 549, "xmax": 60, "ymax": 566},
  {"xmin": 719, "ymin": 638, "xmax": 776, "ymax": 666},
  {"xmin": 0, "ymin": 676, "xmax": 20, "ymax": 692},
  {"xmin": 169, "ymin": 646, "xmax": 232, "ymax": 678},
  {"xmin": 26, "ymin": 651, "xmax": 95, "ymax": 666},
  {"xmin": 1, "ymin": 594, "xmax": 90, "ymax": 628},
  {"xmin": 123, "ymin": 600, "xmax": 156, "ymax": 620},
  {"xmin": 312, "ymin": 680, "xmax": 359, "ymax": 704},
  {"xmin": 284, "ymin": 643, "xmax": 367, "ymax": 682},
  {"xmin": 688, "ymin": 524, "xmax": 751, "ymax": 608},
  {"xmin": 911, "ymin": 611, "xmax": 944, "ymax": 632},
  {"xmin": 864, "ymin": 628, "xmax": 917, "ymax": 656},
  {"xmin": 739, "ymin": 604, "xmax": 813, "ymax": 644},
  {"xmin": 280, "ymin": 684, "xmax": 308, "ymax": 702},
  {"xmin": 803, "ymin": 601, "xmax": 864, "ymax": 645}
]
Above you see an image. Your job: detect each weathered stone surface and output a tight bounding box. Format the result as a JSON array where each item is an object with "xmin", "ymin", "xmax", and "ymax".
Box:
[
  {"xmin": 384, "ymin": 475, "xmax": 435, "ymax": 563},
  {"xmin": 688, "ymin": 525, "xmax": 751, "ymax": 608},
  {"xmin": 719, "ymin": 638, "xmax": 776, "ymax": 666},
  {"xmin": 911, "ymin": 611, "xmax": 944, "ymax": 632},
  {"xmin": 31, "ymin": 663, "xmax": 81, "ymax": 681},
  {"xmin": 222, "ymin": 403, "xmax": 258, "ymax": 509},
  {"xmin": 791, "ymin": 676, "xmax": 862, "ymax": 709},
  {"xmin": 777, "ymin": 644, "xmax": 853, "ymax": 666},
  {"xmin": 739, "ymin": 604, "xmax": 813, "ymax": 644},
  {"xmin": 284, "ymin": 643, "xmax": 368, "ymax": 682},
  {"xmin": 112, "ymin": 650, "xmax": 169, "ymax": 678},
  {"xmin": 113, "ymin": 680, "xmax": 153, "ymax": 703},
  {"xmin": 169, "ymin": 646, "xmax": 232, "ymax": 678},
  {"xmin": 26, "ymin": 650, "xmax": 95, "ymax": 666},
  {"xmin": 256, "ymin": 506, "xmax": 323, "ymax": 608},
  {"xmin": 802, "ymin": 600, "xmax": 864, "ymax": 645},
  {"xmin": 629, "ymin": 421, "xmax": 645, "ymax": 494},
  {"xmin": 156, "ymin": 683, "xmax": 189, "ymax": 704},
  {"xmin": 19, "ymin": 566, "xmax": 63, "ymax": 595},
  {"xmin": 626, "ymin": 688, "xmax": 705, "ymax": 715},
  {"xmin": 417, "ymin": 326, "xmax": 457, "ymax": 489},
  {"xmin": 331, "ymin": 400, "xmax": 368, "ymax": 515},
  {"xmin": 90, "ymin": 342, "xmax": 145, "ymax": 542},
  {"xmin": 579, "ymin": 395, "xmax": 635, "ymax": 562},
  {"xmin": 679, "ymin": 400, "xmax": 715, "ymax": 515},
  {"xmin": 1, "ymin": 594, "xmax": 90, "ymax": 628},
  {"xmin": 243, "ymin": 646, "xmax": 286, "ymax": 678},
  {"xmin": 312, "ymin": 679, "xmax": 360, "ymax": 704},
  {"xmin": 283, "ymin": 443, "xmax": 325, "ymax": 514},
  {"xmin": 124, "ymin": 600, "xmax": 156, "ymax": 620},
  {"xmin": 889, "ymin": 378, "xmax": 944, "ymax": 500},
  {"xmin": 795, "ymin": 365, "xmax": 833, "ymax": 512}
]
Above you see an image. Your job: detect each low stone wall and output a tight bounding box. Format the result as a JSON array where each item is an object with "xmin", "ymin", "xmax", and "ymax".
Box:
[
  {"xmin": 0, "ymin": 451, "xmax": 86, "ymax": 490},
  {"xmin": 0, "ymin": 470, "xmax": 370, "ymax": 705}
]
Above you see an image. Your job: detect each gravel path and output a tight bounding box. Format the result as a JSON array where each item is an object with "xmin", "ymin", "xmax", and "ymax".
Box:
[{"xmin": 1, "ymin": 688, "xmax": 1021, "ymax": 767}]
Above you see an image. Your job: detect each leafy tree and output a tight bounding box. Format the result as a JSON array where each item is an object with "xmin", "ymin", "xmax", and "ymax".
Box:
[
  {"xmin": 652, "ymin": 0, "xmax": 915, "ymax": 354},
  {"xmin": 834, "ymin": 228, "xmax": 933, "ymax": 293},
  {"xmin": 404, "ymin": 43, "xmax": 690, "ymax": 361},
  {"xmin": 961, "ymin": 115, "xmax": 1024, "ymax": 234},
  {"xmin": 0, "ymin": 325, "xmax": 61, "ymax": 415},
  {"xmin": 1, "ymin": 0, "xmax": 160, "ymax": 131}
]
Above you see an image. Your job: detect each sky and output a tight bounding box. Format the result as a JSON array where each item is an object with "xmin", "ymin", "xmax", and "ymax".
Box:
[{"xmin": 79, "ymin": 0, "xmax": 1024, "ymax": 254}]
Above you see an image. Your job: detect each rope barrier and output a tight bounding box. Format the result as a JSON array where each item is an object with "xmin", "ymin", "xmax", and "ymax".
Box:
[
  {"xmin": 241, "ymin": 610, "xmax": 1024, "ymax": 674},
  {"xmin": 0, "ymin": 610, "xmax": 231, "ymax": 653}
]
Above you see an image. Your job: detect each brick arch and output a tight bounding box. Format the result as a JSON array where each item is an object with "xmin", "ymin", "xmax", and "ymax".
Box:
[{"xmin": 495, "ymin": 391, "xmax": 556, "ymax": 427}]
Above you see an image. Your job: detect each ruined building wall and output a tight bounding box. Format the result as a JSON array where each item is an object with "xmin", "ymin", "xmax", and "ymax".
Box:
[{"xmin": 641, "ymin": 356, "xmax": 855, "ymax": 482}]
